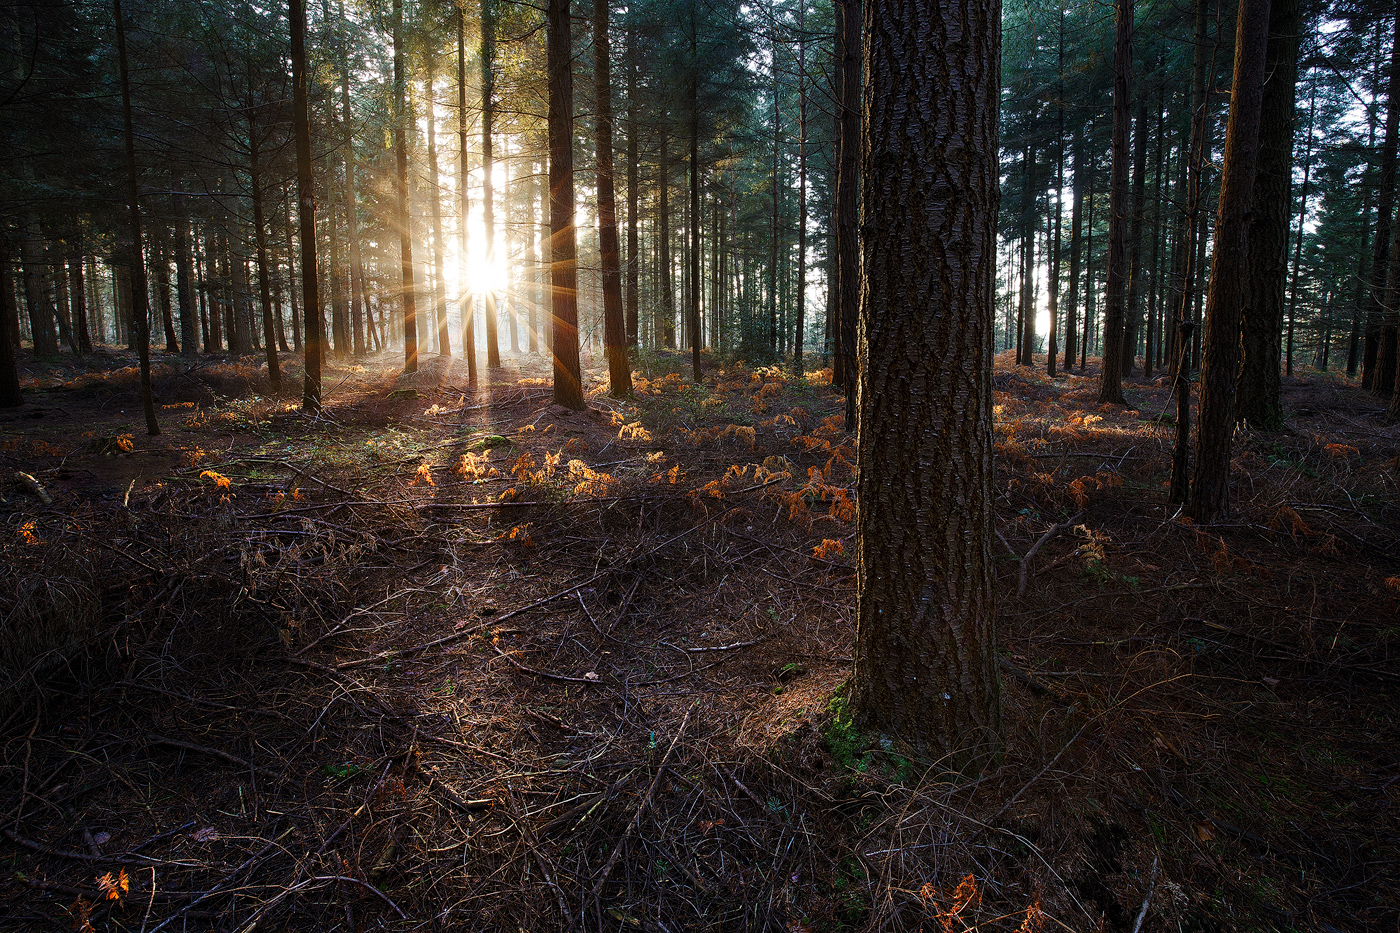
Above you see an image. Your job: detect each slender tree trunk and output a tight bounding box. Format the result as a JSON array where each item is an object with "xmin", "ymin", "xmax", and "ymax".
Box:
[
  {"xmin": 1237, "ymin": 0, "xmax": 1299, "ymax": 428},
  {"xmin": 292, "ymin": 0, "xmax": 323, "ymax": 409},
  {"xmin": 1190, "ymin": 0, "xmax": 1271, "ymax": 522},
  {"xmin": 836, "ymin": 0, "xmax": 860, "ymax": 424},
  {"xmin": 658, "ymin": 135, "xmax": 675, "ymax": 349},
  {"xmin": 425, "ymin": 72, "xmax": 451, "ymax": 358},
  {"xmin": 1123, "ymin": 92, "xmax": 1149, "ymax": 376},
  {"xmin": 481, "ymin": 0, "xmax": 501, "ymax": 367},
  {"xmin": 1364, "ymin": 2, "xmax": 1400, "ymax": 390},
  {"xmin": 393, "ymin": 0, "xmax": 417, "ymax": 374},
  {"xmin": 1286, "ymin": 83, "xmax": 1316, "ymax": 379},
  {"xmin": 690, "ymin": 10, "xmax": 705, "ymax": 380},
  {"xmin": 1065, "ymin": 129, "xmax": 1083, "ymax": 372},
  {"xmin": 114, "ymin": 0, "xmax": 159, "ymax": 435},
  {"xmin": 548, "ymin": 0, "xmax": 583, "ymax": 409},
  {"xmin": 1098, "ymin": 0, "xmax": 1132, "ymax": 404},
  {"xmin": 792, "ymin": 2, "xmax": 807, "ymax": 378},
  {"xmin": 596, "ymin": 0, "xmax": 630, "ymax": 393},
  {"xmin": 0, "ymin": 238, "xmax": 23, "ymax": 407},
  {"xmin": 625, "ymin": 19, "xmax": 639, "ymax": 349},
  {"xmin": 249, "ymin": 114, "xmax": 282, "ymax": 390},
  {"xmin": 457, "ymin": 6, "xmax": 477, "ymax": 379}
]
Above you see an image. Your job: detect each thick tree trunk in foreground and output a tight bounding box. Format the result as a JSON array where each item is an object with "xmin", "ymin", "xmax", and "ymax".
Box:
[
  {"xmin": 457, "ymin": 7, "xmax": 477, "ymax": 381},
  {"xmin": 852, "ymin": 0, "xmax": 1002, "ymax": 767},
  {"xmin": 1190, "ymin": 0, "xmax": 1271, "ymax": 522},
  {"xmin": 1098, "ymin": 0, "xmax": 1132, "ymax": 404},
  {"xmin": 548, "ymin": 0, "xmax": 583, "ymax": 409}
]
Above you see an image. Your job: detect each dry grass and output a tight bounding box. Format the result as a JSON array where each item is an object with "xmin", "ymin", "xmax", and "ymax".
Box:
[{"xmin": 0, "ymin": 346, "xmax": 1396, "ymax": 932}]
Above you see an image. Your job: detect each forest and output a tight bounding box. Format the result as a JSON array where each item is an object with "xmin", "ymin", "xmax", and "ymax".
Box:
[{"xmin": 1, "ymin": 0, "xmax": 1398, "ymax": 930}]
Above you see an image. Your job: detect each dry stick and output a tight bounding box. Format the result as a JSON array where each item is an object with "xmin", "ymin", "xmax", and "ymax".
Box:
[
  {"xmin": 590, "ymin": 706, "xmax": 694, "ymax": 903},
  {"xmin": 1018, "ymin": 511, "xmax": 1082, "ymax": 596},
  {"xmin": 338, "ymin": 498, "xmax": 753, "ymax": 670},
  {"xmin": 1130, "ymin": 856, "xmax": 1160, "ymax": 933},
  {"xmin": 148, "ymin": 735, "xmax": 279, "ymax": 777},
  {"xmin": 493, "ymin": 643, "xmax": 599, "ymax": 683},
  {"xmin": 506, "ymin": 783, "xmax": 574, "ymax": 931}
]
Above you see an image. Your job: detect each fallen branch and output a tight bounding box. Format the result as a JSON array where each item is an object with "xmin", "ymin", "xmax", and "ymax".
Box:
[
  {"xmin": 1019, "ymin": 512, "xmax": 1082, "ymax": 596},
  {"xmin": 591, "ymin": 706, "xmax": 694, "ymax": 902},
  {"xmin": 493, "ymin": 644, "xmax": 599, "ymax": 684}
]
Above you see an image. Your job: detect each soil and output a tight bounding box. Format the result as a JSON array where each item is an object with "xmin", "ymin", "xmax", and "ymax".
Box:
[{"xmin": 1, "ymin": 344, "xmax": 1397, "ymax": 932}]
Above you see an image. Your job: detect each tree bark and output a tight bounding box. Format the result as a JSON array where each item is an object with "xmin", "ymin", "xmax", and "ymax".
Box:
[
  {"xmin": 249, "ymin": 113, "xmax": 282, "ymax": 390},
  {"xmin": 835, "ymin": 0, "xmax": 861, "ymax": 424},
  {"xmin": 114, "ymin": 0, "xmax": 159, "ymax": 436},
  {"xmin": 548, "ymin": 0, "xmax": 583, "ymax": 409},
  {"xmin": 0, "ymin": 237, "xmax": 23, "ymax": 407},
  {"xmin": 852, "ymin": 0, "xmax": 1001, "ymax": 766},
  {"xmin": 1098, "ymin": 0, "xmax": 1132, "ymax": 404},
  {"xmin": 292, "ymin": 0, "xmax": 322, "ymax": 409},
  {"xmin": 481, "ymin": 0, "xmax": 501, "ymax": 367},
  {"xmin": 1237, "ymin": 0, "xmax": 1299, "ymax": 429},
  {"xmin": 596, "ymin": 0, "xmax": 630, "ymax": 394},
  {"xmin": 1189, "ymin": 0, "xmax": 1271, "ymax": 522}
]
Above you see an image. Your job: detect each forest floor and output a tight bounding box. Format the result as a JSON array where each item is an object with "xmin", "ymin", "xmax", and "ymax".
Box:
[{"xmin": 0, "ymin": 344, "xmax": 1397, "ymax": 933}]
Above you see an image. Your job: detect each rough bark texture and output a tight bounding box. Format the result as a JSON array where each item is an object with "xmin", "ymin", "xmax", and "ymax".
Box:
[
  {"xmin": 548, "ymin": 0, "xmax": 583, "ymax": 410},
  {"xmin": 1190, "ymin": 0, "xmax": 1271, "ymax": 522},
  {"xmin": 595, "ymin": 0, "xmax": 630, "ymax": 395},
  {"xmin": 1363, "ymin": 1, "xmax": 1400, "ymax": 391},
  {"xmin": 1237, "ymin": 0, "xmax": 1298, "ymax": 430},
  {"xmin": 1098, "ymin": 0, "xmax": 1132, "ymax": 404},
  {"xmin": 852, "ymin": 0, "xmax": 1002, "ymax": 767}
]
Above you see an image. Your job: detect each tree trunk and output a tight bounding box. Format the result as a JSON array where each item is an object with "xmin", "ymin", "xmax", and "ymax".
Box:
[
  {"xmin": 1098, "ymin": 0, "xmax": 1132, "ymax": 404},
  {"xmin": 1189, "ymin": 0, "xmax": 1271, "ymax": 522},
  {"xmin": 393, "ymin": 0, "xmax": 417, "ymax": 374},
  {"xmin": 425, "ymin": 72, "xmax": 451, "ymax": 358},
  {"xmin": 249, "ymin": 113, "xmax": 282, "ymax": 390},
  {"xmin": 852, "ymin": 0, "xmax": 1001, "ymax": 766},
  {"xmin": 1065, "ymin": 128, "xmax": 1083, "ymax": 372},
  {"xmin": 481, "ymin": 0, "xmax": 501, "ymax": 367},
  {"xmin": 835, "ymin": 0, "xmax": 860, "ymax": 424},
  {"xmin": 292, "ymin": 0, "xmax": 322, "ymax": 409},
  {"xmin": 548, "ymin": 0, "xmax": 583, "ymax": 409},
  {"xmin": 0, "ymin": 238, "xmax": 23, "ymax": 407},
  {"xmin": 1237, "ymin": 0, "xmax": 1299, "ymax": 429},
  {"xmin": 792, "ymin": 2, "xmax": 807, "ymax": 378},
  {"xmin": 1364, "ymin": 2, "xmax": 1400, "ymax": 390},
  {"xmin": 596, "ymin": 0, "xmax": 631, "ymax": 394},
  {"xmin": 658, "ymin": 134, "xmax": 676, "ymax": 349},
  {"xmin": 115, "ymin": 0, "xmax": 159, "ymax": 436},
  {"xmin": 457, "ymin": 6, "xmax": 476, "ymax": 379},
  {"xmin": 1123, "ymin": 92, "xmax": 1149, "ymax": 376}
]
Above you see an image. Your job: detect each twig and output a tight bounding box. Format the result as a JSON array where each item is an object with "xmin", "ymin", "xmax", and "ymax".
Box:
[
  {"xmin": 1019, "ymin": 512, "xmax": 1082, "ymax": 595},
  {"xmin": 149, "ymin": 735, "xmax": 279, "ymax": 777},
  {"xmin": 1130, "ymin": 856, "xmax": 1159, "ymax": 933},
  {"xmin": 506, "ymin": 784, "xmax": 574, "ymax": 931},
  {"xmin": 591, "ymin": 706, "xmax": 694, "ymax": 901},
  {"xmin": 494, "ymin": 644, "xmax": 600, "ymax": 684}
]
